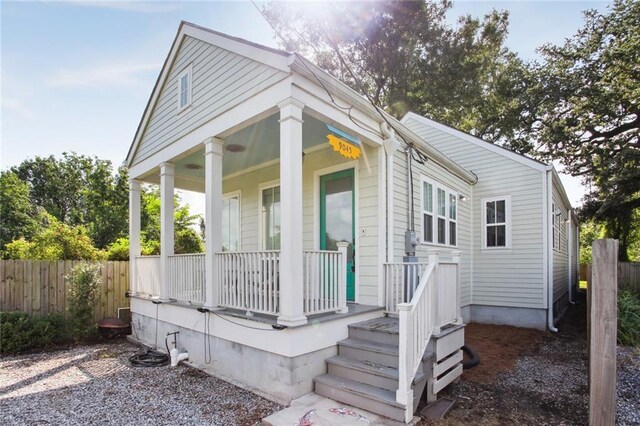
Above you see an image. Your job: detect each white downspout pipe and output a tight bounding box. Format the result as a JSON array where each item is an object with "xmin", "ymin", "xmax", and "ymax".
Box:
[
  {"xmin": 546, "ymin": 167, "xmax": 558, "ymax": 333},
  {"xmin": 567, "ymin": 211, "xmax": 576, "ymax": 304}
]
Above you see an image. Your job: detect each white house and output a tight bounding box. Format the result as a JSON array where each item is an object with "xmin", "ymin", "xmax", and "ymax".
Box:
[
  {"xmin": 401, "ymin": 113, "xmax": 580, "ymax": 331},
  {"xmin": 125, "ymin": 22, "xmax": 578, "ymax": 422}
]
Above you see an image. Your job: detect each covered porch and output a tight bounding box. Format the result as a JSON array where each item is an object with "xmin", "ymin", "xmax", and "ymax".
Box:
[{"xmin": 128, "ymin": 95, "xmax": 384, "ymax": 326}]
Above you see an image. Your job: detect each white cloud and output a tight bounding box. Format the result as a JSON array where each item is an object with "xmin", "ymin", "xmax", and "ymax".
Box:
[
  {"xmin": 48, "ymin": 62, "xmax": 160, "ymax": 88},
  {"xmin": 62, "ymin": 0, "xmax": 183, "ymax": 14}
]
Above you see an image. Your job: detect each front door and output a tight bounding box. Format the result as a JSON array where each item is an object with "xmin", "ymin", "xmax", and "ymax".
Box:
[{"xmin": 320, "ymin": 168, "xmax": 355, "ymax": 301}]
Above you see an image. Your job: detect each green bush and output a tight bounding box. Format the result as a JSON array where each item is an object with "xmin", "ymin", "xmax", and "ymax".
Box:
[
  {"xmin": 107, "ymin": 237, "xmax": 129, "ymax": 261},
  {"xmin": 0, "ymin": 312, "xmax": 67, "ymax": 354},
  {"xmin": 618, "ymin": 290, "xmax": 640, "ymax": 347},
  {"xmin": 67, "ymin": 263, "xmax": 101, "ymax": 341}
]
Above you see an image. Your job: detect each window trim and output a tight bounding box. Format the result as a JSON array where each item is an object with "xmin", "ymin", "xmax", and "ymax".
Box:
[
  {"xmin": 420, "ymin": 176, "xmax": 458, "ymax": 248},
  {"xmin": 222, "ymin": 190, "xmax": 241, "ymax": 252},
  {"xmin": 176, "ymin": 64, "xmax": 193, "ymax": 113},
  {"xmin": 481, "ymin": 195, "xmax": 512, "ymax": 250},
  {"xmin": 258, "ymin": 179, "xmax": 280, "ymax": 251}
]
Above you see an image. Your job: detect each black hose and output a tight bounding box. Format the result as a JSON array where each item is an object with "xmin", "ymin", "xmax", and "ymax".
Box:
[
  {"xmin": 462, "ymin": 345, "xmax": 480, "ymax": 370},
  {"xmin": 129, "ymin": 350, "xmax": 169, "ymax": 367}
]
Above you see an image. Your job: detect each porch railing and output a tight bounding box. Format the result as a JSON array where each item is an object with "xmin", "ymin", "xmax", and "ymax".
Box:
[
  {"xmin": 135, "ymin": 255, "xmax": 161, "ymax": 297},
  {"xmin": 383, "ymin": 262, "xmax": 429, "ymax": 314},
  {"xmin": 303, "ymin": 250, "xmax": 347, "ymax": 316},
  {"xmin": 215, "ymin": 251, "xmax": 280, "ymax": 315},
  {"xmin": 168, "ymin": 254, "xmax": 206, "ymax": 304},
  {"xmin": 391, "ymin": 255, "xmax": 460, "ymax": 422}
]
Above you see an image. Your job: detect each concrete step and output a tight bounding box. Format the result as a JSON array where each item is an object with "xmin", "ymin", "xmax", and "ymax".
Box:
[
  {"xmin": 338, "ymin": 338, "xmax": 399, "ymax": 368},
  {"xmin": 314, "ymin": 374, "xmax": 406, "ymax": 422},
  {"xmin": 327, "ymin": 355, "xmax": 426, "ymax": 392},
  {"xmin": 348, "ymin": 317, "xmax": 399, "ymax": 345}
]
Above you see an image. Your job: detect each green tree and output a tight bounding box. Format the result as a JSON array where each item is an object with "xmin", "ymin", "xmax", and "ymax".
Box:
[
  {"xmin": 5, "ymin": 212, "xmax": 103, "ymax": 260},
  {"xmin": 517, "ymin": 0, "xmax": 640, "ymax": 260},
  {"xmin": 138, "ymin": 187, "xmax": 204, "ymax": 256},
  {"xmin": 11, "ymin": 153, "xmax": 129, "ymax": 249},
  {"xmin": 263, "ymin": 0, "xmax": 526, "ymax": 143},
  {"xmin": 0, "ymin": 171, "xmax": 37, "ymax": 255}
]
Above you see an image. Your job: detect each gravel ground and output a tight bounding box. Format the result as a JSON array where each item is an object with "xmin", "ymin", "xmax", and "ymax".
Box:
[
  {"xmin": 0, "ymin": 341, "xmax": 282, "ymax": 425},
  {"xmin": 617, "ymin": 346, "xmax": 640, "ymax": 426},
  {"xmin": 425, "ymin": 296, "xmax": 640, "ymax": 425}
]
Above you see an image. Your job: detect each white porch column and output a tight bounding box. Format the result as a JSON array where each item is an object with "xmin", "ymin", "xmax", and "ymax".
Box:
[
  {"xmin": 428, "ymin": 249, "xmax": 440, "ymax": 334},
  {"xmin": 277, "ymin": 98, "xmax": 307, "ymax": 326},
  {"xmin": 337, "ymin": 242, "xmax": 350, "ymax": 314},
  {"xmin": 128, "ymin": 179, "xmax": 141, "ymax": 296},
  {"xmin": 204, "ymin": 137, "xmax": 224, "ymax": 309},
  {"xmin": 160, "ymin": 162, "xmax": 175, "ymax": 301}
]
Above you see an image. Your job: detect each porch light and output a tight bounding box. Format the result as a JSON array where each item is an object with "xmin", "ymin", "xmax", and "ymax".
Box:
[
  {"xmin": 458, "ymin": 194, "xmax": 468, "ymax": 202},
  {"xmin": 326, "ymin": 124, "xmax": 361, "ymax": 160}
]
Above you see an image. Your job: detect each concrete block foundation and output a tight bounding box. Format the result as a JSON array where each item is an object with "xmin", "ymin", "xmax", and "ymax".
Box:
[{"xmin": 132, "ymin": 311, "xmax": 336, "ymax": 404}]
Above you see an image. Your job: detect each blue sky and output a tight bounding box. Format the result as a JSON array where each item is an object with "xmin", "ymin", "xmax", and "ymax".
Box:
[{"xmin": 1, "ymin": 0, "xmax": 610, "ymax": 207}]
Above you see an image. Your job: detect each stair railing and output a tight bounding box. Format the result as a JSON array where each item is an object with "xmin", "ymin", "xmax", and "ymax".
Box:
[{"xmin": 396, "ymin": 251, "xmax": 439, "ymax": 422}]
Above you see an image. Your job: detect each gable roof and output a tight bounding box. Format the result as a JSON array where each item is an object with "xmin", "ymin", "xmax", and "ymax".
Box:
[
  {"xmin": 125, "ymin": 22, "xmax": 478, "ymax": 185},
  {"xmin": 401, "ymin": 111, "xmax": 548, "ymax": 172},
  {"xmin": 125, "ymin": 21, "xmax": 292, "ymax": 167}
]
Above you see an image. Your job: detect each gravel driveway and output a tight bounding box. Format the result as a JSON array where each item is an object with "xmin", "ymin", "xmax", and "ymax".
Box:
[{"xmin": 0, "ymin": 341, "xmax": 282, "ymax": 425}]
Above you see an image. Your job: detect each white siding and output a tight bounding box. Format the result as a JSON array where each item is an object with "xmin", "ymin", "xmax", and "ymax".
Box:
[
  {"xmin": 552, "ymin": 176, "xmax": 571, "ymax": 303},
  {"xmin": 133, "ymin": 36, "xmax": 289, "ymax": 165},
  {"xmin": 391, "ymin": 149, "xmax": 473, "ymax": 307},
  {"xmin": 403, "ymin": 117, "xmax": 546, "ymax": 309},
  {"xmin": 221, "ymin": 144, "xmax": 380, "ymax": 305}
]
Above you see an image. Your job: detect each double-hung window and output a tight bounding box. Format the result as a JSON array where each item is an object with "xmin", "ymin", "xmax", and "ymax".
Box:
[
  {"xmin": 261, "ymin": 185, "xmax": 280, "ymax": 250},
  {"xmin": 177, "ymin": 65, "xmax": 192, "ymax": 112},
  {"xmin": 422, "ymin": 178, "xmax": 457, "ymax": 246},
  {"xmin": 484, "ymin": 196, "xmax": 510, "ymax": 248},
  {"xmin": 222, "ymin": 192, "xmax": 240, "ymax": 252}
]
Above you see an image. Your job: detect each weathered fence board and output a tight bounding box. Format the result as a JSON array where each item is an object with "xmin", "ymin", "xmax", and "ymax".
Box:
[
  {"xmin": 0, "ymin": 260, "xmax": 130, "ymax": 319},
  {"xmin": 580, "ymin": 262, "xmax": 639, "ymax": 293}
]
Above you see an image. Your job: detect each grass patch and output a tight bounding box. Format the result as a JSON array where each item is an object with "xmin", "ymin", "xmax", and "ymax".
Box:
[{"xmin": 618, "ymin": 290, "xmax": 640, "ymax": 347}]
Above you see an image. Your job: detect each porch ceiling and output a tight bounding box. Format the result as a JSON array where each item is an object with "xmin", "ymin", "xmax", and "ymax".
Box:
[{"xmin": 172, "ymin": 112, "xmax": 338, "ymax": 182}]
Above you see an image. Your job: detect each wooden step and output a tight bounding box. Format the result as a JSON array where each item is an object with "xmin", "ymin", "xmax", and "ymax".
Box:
[
  {"xmin": 326, "ymin": 355, "xmax": 426, "ymax": 392},
  {"xmin": 348, "ymin": 317, "xmax": 399, "ymax": 345},
  {"xmin": 338, "ymin": 338, "xmax": 399, "ymax": 368},
  {"xmin": 314, "ymin": 374, "xmax": 406, "ymax": 422}
]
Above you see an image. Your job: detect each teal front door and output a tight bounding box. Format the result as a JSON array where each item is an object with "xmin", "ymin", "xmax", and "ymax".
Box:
[{"xmin": 320, "ymin": 168, "xmax": 355, "ymax": 301}]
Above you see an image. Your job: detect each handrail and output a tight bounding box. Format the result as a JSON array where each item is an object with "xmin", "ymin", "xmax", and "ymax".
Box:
[{"xmin": 396, "ymin": 261, "xmax": 437, "ymax": 422}]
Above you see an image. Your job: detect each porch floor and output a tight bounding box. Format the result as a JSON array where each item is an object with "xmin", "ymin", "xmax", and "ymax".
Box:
[{"xmin": 220, "ymin": 303, "xmax": 383, "ymax": 327}]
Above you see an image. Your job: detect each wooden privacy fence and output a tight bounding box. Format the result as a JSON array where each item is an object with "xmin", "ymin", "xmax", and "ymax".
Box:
[
  {"xmin": 580, "ymin": 262, "xmax": 640, "ymax": 293},
  {"xmin": 0, "ymin": 260, "xmax": 130, "ymax": 321}
]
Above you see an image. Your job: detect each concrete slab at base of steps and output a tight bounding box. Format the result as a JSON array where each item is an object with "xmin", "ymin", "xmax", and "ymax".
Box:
[{"xmin": 262, "ymin": 392, "xmax": 420, "ymax": 426}]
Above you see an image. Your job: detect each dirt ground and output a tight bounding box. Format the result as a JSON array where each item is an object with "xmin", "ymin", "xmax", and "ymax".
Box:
[{"xmin": 420, "ymin": 297, "xmax": 590, "ymax": 425}]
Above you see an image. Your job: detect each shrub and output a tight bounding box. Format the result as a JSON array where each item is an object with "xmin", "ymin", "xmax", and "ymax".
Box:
[
  {"xmin": 67, "ymin": 263, "xmax": 101, "ymax": 341},
  {"xmin": 107, "ymin": 237, "xmax": 129, "ymax": 261},
  {"xmin": 0, "ymin": 312, "xmax": 67, "ymax": 354},
  {"xmin": 618, "ymin": 290, "xmax": 640, "ymax": 347}
]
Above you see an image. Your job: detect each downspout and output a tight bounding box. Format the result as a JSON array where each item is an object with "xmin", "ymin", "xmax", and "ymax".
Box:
[
  {"xmin": 546, "ymin": 167, "xmax": 558, "ymax": 333},
  {"xmin": 567, "ymin": 211, "xmax": 576, "ymax": 304}
]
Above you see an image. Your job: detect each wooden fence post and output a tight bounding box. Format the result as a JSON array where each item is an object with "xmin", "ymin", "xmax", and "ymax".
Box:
[{"xmin": 589, "ymin": 239, "xmax": 618, "ymax": 426}]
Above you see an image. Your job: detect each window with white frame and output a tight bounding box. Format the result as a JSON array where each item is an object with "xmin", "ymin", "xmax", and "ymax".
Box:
[
  {"xmin": 261, "ymin": 185, "xmax": 280, "ymax": 250},
  {"xmin": 222, "ymin": 193, "xmax": 240, "ymax": 252},
  {"xmin": 422, "ymin": 178, "xmax": 457, "ymax": 246},
  {"xmin": 484, "ymin": 197, "xmax": 509, "ymax": 248},
  {"xmin": 177, "ymin": 66, "xmax": 192, "ymax": 111}
]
